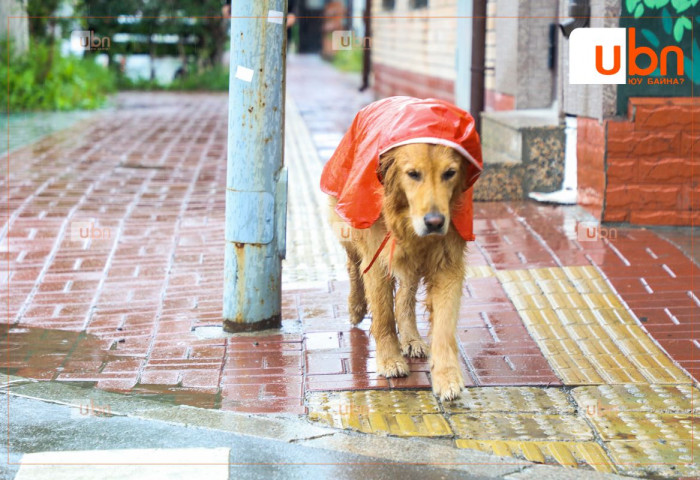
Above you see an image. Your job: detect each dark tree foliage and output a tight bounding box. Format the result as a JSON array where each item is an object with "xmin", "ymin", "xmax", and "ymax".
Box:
[{"xmin": 75, "ymin": 0, "xmax": 229, "ymax": 70}]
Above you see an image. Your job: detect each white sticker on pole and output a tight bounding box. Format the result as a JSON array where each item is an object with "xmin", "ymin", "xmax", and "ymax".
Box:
[
  {"xmin": 235, "ymin": 66, "xmax": 254, "ymax": 82},
  {"xmin": 268, "ymin": 10, "xmax": 284, "ymax": 24}
]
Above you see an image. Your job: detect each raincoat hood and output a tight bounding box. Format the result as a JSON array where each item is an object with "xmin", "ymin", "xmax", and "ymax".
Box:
[{"xmin": 320, "ymin": 96, "xmax": 483, "ymax": 241}]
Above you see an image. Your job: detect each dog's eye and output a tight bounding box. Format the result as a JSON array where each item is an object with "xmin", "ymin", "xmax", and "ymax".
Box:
[
  {"xmin": 442, "ymin": 169, "xmax": 457, "ymax": 181},
  {"xmin": 407, "ymin": 170, "xmax": 421, "ymax": 181}
]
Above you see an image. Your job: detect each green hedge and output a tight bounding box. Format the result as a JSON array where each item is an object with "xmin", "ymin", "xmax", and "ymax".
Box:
[
  {"xmin": 117, "ymin": 65, "xmax": 230, "ymax": 92},
  {"xmin": 1, "ymin": 42, "xmax": 116, "ymax": 112},
  {"xmin": 331, "ymin": 49, "xmax": 364, "ymax": 73}
]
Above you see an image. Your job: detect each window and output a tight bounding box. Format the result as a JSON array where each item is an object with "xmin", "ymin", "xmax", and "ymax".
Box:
[
  {"xmin": 410, "ymin": 0, "xmax": 429, "ymax": 8},
  {"xmin": 382, "ymin": 0, "xmax": 396, "ymax": 10}
]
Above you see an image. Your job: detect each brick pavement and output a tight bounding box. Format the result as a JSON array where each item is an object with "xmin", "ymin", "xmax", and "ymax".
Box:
[{"xmin": 2, "ymin": 54, "xmax": 699, "ymax": 477}]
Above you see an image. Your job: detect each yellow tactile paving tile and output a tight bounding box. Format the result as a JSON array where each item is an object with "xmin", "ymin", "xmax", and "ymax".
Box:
[
  {"xmin": 309, "ymin": 410, "xmax": 453, "ymax": 437},
  {"xmin": 530, "ymin": 267, "xmax": 570, "ymax": 281},
  {"xmin": 554, "ymin": 308, "xmax": 599, "ymax": 325},
  {"xmin": 497, "ymin": 266, "xmax": 693, "ymax": 386},
  {"xmin": 586, "ymin": 357, "xmax": 648, "ymax": 384},
  {"xmin": 519, "ymin": 308, "xmax": 562, "ymax": 327},
  {"xmin": 562, "ymin": 265, "xmax": 600, "ymax": 281},
  {"xmin": 455, "ymin": 439, "xmax": 617, "ymax": 474},
  {"xmin": 569, "ymin": 277, "xmax": 612, "ymax": 294},
  {"xmin": 627, "ymin": 354, "xmax": 692, "ymax": 384},
  {"xmin": 603, "ymin": 324, "xmax": 664, "ymax": 353},
  {"xmin": 538, "ymin": 338, "xmax": 583, "ymax": 356},
  {"xmin": 307, "ymin": 390, "xmax": 441, "ymax": 415},
  {"xmin": 606, "ymin": 440, "xmax": 700, "ymax": 478},
  {"xmin": 565, "ymin": 323, "xmax": 610, "ymax": 341},
  {"xmin": 581, "ymin": 292, "xmax": 624, "ymax": 310},
  {"xmin": 449, "ymin": 413, "xmax": 594, "ymax": 442},
  {"xmin": 576, "ymin": 339, "xmax": 622, "ymax": 357},
  {"xmin": 546, "ymin": 354, "xmax": 606, "ymax": 384},
  {"xmin": 536, "ymin": 279, "xmax": 577, "ymax": 294},
  {"xmin": 465, "ymin": 265, "xmax": 496, "ymax": 278},
  {"xmin": 442, "ymin": 387, "xmax": 574, "ymax": 414},
  {"xmin": 572, "ymin": 384, "xmax": 700, "ymax": 414},
  {"xmin": 592, "ymin": 308, "xmax": 636, "ymax": 326},
  {"xmin": 306, "ymin": 390, "xmax": 452, "ymax": 437},
  {"xmin": 527, "ymin": 323, "xmax": 571, "ymax": 341},
  {"xmin": 501, "ymin": 281, "xmax": 541, "ymax": 296},
  {"xmin": 495, "ymin": 269, "xmax": 534, "ymax": 283},
  {"xmin": 508, "ymin": 294, "xmax": 551, "ymax": 311},
  {"xmin": 587, "ymin": 411, "xmax": 698, "ymax": 442},
  {"xmin": 544, "ymin": 292, "xmax": 589, "ymax": 310}
]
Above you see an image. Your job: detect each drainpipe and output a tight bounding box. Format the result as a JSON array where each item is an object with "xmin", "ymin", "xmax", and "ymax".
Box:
[
  {"xmin": 360, "ymin": 0, "xmax": 372, "ymax": 92},
  {"xmin": 559, "ymin": 0, "xmax": 590, "ymax": 38},
  {"xmin": 470, "ymin": 0, "xmax": 487, "ymax": 133},
  {"xmin": 223, "ymin": 0, "xmax": 288, "ymax": 332}
]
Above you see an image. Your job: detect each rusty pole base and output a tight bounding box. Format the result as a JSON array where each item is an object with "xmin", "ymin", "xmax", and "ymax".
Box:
[{"xmin": 222, "ymin": 315, "xmax": 282, "ymax": 333}]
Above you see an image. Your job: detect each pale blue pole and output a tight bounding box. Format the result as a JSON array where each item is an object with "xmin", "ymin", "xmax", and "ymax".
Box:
[{"xmin": 223, "ymin": 0, "xmax": 288, "ymax": 332}]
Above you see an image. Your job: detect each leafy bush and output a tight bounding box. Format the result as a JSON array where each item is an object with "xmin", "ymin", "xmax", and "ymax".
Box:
[
  {"xmin": 1, "ymin": 41, "xmax": 116, "ymax": 111},
  {"xmin": 169, "ymin": 66, "xmax": 229, "ymax": 91},
  {"xmin": 117, "ymin": 65, "xmax": 230, "ymax": 92},
  {"xmin": 331, "ymin": 48, "xmax": 364, "ymax": 73}
]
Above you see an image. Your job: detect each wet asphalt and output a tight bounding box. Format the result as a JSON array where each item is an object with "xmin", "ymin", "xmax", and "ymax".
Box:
[{"xmin": 2, "ymin": 394, "xmax": 498, "ymax": 480}]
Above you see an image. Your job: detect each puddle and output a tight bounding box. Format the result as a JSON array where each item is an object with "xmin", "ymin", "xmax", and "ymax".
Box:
[
  {"xmin": 0, "ymin": 324, "xmax": 219, "ymax": 409},
  {"xmin": 192, "ymin": 321, "xmax": 302, "ymax": 340}
]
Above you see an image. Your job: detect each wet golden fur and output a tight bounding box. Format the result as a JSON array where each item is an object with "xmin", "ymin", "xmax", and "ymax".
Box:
[{"xmin": 328, "ymin": 144, "xmax": 468, "ymax": 400}]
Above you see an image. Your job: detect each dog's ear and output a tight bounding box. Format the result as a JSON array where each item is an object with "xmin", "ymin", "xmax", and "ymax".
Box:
[
  {"xmin": 377, "ymin": 150, "xmax": 396, "ymax": 186},
  {"xmin": 458, "ymin": 162, "xmax": 469, "ymax": 192},
  {"xmin": 455, "ymin": 154, "xmax": 472, "ymax": 192}
]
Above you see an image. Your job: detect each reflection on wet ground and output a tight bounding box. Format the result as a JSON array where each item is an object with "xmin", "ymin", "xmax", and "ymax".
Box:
[
  {"xmin": 1, "ymin": 324, "xmax": 219, "ymax": 409},
  {"xmin": 2, "ymin": 110, "xmax": 99, "ymax": 155}
]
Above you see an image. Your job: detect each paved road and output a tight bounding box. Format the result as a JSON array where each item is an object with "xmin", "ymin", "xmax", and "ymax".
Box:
[{"xmin": 4, "ymin": 393, "xmax": 508, "ymax": 480}]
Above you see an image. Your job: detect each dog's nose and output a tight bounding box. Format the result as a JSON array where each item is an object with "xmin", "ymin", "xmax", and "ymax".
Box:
[{"xmin": 424, "ymin": 213, "xmax": 445, "ymax": 232}]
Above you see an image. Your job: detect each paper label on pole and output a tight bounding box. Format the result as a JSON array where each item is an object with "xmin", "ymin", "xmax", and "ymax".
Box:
[
  {"xmin": 235, "ymin": 66, "xmax": 254, "ymax": 82},
  {"xmin": 268, "ymin": 10, "xmax": 284, "ymax": 24}
]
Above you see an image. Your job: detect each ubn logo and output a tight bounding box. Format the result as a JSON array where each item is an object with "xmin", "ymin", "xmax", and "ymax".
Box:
[
  {"xmin": 331, "ymin": 30, "xmax": 372, "ymax": 50},
  {"xmin": 71, "ymin": 221, "xmax": 111, "ymax": 242},
  {"xmin": 576, "ymin": 222, "xmax": 617, "ymax": 242},
  {"xmin": 71, "ymin": 30, "xmax": 111, "ymax": 51},
  {"xmin": 70, "ymin": 399, "xmax": 112, "ymax": 419},
  {"xmin": 569, "ymin": 28, "xmax": 684, "ymax": 84},
  {"xmin": 331, "ymin": 222, "xmax": 354, "ymax": 241},
  {"xmin": 581, "ymin": 399, "xmax": 619, "ymax": 417}
]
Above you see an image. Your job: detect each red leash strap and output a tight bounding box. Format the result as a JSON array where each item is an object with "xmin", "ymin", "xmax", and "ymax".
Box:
[{"xmin": 362, "ymin": 231, "xmax": 393, "ymax": 276}]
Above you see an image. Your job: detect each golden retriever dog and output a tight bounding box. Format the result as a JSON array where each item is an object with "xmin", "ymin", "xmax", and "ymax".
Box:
[{"xmin": 328, "ymin": 143, "xmax": 469, "ymax": 401}]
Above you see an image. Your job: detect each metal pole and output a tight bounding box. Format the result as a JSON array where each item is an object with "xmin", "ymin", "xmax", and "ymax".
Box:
[
  {"xmin": 224, "ymin": 0, "xmax": 288, "ymax": 332},
  {"xmin": 470, "ymin": 0, "xmax": 487, "ymax": 133}
]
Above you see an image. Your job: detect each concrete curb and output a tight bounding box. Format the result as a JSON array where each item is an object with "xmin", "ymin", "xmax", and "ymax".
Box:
[{"xmin": 1, "ymin": 375, "xmax": 633, "ymax": 479}]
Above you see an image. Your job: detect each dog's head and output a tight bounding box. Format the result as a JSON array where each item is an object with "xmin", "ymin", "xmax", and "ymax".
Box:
[{"xmin": 378, "ymin": 144, "xmax": 468, "ymax": 237}]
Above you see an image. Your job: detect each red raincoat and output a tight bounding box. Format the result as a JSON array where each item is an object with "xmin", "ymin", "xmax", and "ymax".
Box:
[{"xmin": 320, "ymin": 96, "xmax": 483, "ymax": 241}]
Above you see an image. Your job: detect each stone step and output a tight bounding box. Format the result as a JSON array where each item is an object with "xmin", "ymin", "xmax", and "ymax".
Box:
[{"xmin": 475, "ymin": 109, "xmax": 565, "ymax": 201}]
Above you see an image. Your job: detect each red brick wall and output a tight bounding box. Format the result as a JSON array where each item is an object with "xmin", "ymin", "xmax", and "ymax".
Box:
[
  {"xmin": 373, "ymin": 63, "xmax": 455, "ymax": 103},
  {"xmin": 579, "ymin": 98, "xmax": 699, "ymax": 226},
  {"xmin": 605, "ymin": 98, "xmax": 698, "ymax": 226},
  {"xmin": 577, "ymin": 117, "xmax": 606, "ymax": 219}
]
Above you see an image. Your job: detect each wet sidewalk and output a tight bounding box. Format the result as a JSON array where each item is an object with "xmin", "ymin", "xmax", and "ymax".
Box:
[{"xmin": 3, "ymin": 54, "xmax": 699, "ymax": 478}]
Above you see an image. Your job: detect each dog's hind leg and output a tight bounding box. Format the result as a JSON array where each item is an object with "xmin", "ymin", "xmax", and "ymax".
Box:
[
  {"xmin": 396, "ymin": 275, "xmax": 429, "ymax": 358},
  {"xmin": 363, "ymin": 266, "xmax": 409, "ymax": 378},
  {"xmin": 345, "ymin": 247, "xmax": 367, "ymax": 325}
]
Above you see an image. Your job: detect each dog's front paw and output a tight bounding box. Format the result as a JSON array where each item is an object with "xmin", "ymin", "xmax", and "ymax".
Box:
[
  {"xmin": 400, "ymin": 338, "xmax": 429, "ymax": 358},
  {"xmin": 431, "ymin": 368, "xmax": 464, "ymax": 401},
  {"xmin": 349, "ymin": 307, "xmax": 366, "ymax": 325},
  {"xmin": 377, "ymin": 356, "xmax": 410, "ymax": 378}
]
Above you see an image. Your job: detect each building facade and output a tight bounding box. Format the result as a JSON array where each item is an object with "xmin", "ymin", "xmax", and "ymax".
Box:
[{"xmin": 368, "ymin": 0, "xmax": 698, "ymax": 227}]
